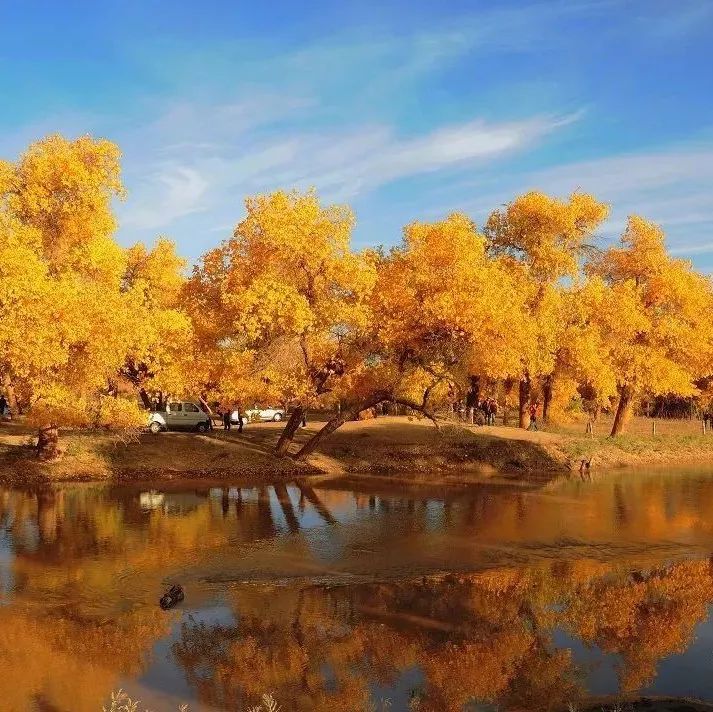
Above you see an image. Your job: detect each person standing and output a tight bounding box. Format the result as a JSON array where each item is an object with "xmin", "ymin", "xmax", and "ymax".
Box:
[
  {"xmin": 488, "ymin": 398, "xmax": 498, "ymax": 426},
  {"xmin": 0, "ymin": 395, "xmax": 7, "ymax": 418},
  {"xmin": 237, "ymin": 407, "xmax": 244, "ymax": 433},
  {"xmin": 223, "ymin": 408, "xmax": 231, "ymax": 431},
  {"xmin": 528, "ymin": 401, "xmax": 539, "ymax": 431}
]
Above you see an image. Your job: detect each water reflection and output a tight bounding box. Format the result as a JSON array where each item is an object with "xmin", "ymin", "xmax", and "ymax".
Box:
[
  {"xmin": 1, "ymin": 468, "xmax": 713, "ymax": 710},
  {"xmin": 174, "ymin": 558, "xmax": 713, "ymax": 711}
]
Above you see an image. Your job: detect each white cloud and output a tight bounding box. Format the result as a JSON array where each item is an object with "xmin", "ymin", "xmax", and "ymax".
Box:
[
  {"xmin": 670, "ymin": 241, "xmax": 713, "ymax": 257},
  {"xmin": 117, "ymin": 109, "xmax": 577, "ymax": 231},
  {"xmin": 122, "ymin": 166, "xmax": 209, "ymax": 230},
  {"xmin": 439, "ymin": 142, "xmax": 713, "ymax": 257}
]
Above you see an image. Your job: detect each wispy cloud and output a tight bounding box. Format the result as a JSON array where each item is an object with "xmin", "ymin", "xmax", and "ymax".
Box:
[
  {"xmin": 122, "ymin": 166, "xmax": 210, "ymax": 229},
  {"xmin": 117, "ymin": 107, "xmax": 579, "ymax": 231},
  {"xmin": 6, "ymin": 0, "xmax": 709, "ymax": 264},
  {"xmin": 437, "ymin": 141, "xmax": 713, "ymax": 256},
  {"xmin": 670, "ymin": 241, "xmax": 713, "ymax": 257},
  {"xmin": 635, "ymin": 0, "xmax": 713, "ymax": 41}
]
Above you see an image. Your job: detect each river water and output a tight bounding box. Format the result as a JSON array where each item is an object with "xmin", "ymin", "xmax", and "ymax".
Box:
[{"xmin": 2, "ymin": 466, "xmax": 713, "ymax": 711}]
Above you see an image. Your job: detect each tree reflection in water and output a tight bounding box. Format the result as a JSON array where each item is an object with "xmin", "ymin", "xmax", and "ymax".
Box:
[
  {"xmin": 2, "ymin": 478, "xmax": 713, "ymax": 711},
  {"xmin": 174, "ymin": 558, "xmax": 713, "ymax": 711}
]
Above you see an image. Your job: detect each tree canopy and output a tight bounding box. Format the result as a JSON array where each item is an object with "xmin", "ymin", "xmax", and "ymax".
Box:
[{"xmin": 2, "ymin": 133, "xmax": 712, "ymax": 456}]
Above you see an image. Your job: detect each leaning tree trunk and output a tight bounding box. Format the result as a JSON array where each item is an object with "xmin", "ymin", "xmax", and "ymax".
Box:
[
  {"xmin": 276, "ymin": 406, "xmax": 305, "ymax": 456},
  {"xmin": 519, "ymin": 374, "xmax": 531, "ymax": 429},
  {"xmin": 611, "ymin": 385, "xmax": 634, "ymax": 437},
  {"xmin": 542, "ymin": 374, "xmax": 554, "ymax": 423},
  {"xmin": 295, "ymin": 395, "xmax": 385, "ymax": 461},
  {"xmin": 37, "ymin": 425, "xmax": 61, "ymax": 461}
]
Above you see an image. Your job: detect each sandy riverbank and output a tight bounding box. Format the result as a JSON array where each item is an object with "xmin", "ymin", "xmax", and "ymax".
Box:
[{"xmin": 1, "ymin": 415, "xmax": 712, "ymax": 486}]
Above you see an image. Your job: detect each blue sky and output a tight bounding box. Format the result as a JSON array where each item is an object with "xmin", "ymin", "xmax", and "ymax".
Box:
[{"xmin": 2, "ymin": 0, "xmax": 713, "ymax": 268}]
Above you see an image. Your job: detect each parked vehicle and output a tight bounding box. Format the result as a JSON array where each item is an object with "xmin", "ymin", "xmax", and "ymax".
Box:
[
  {"xmin": 148, "ymin": 401, "xmax": 211, "ymax": 434},
  {"xmin": 230, "ymin": 405, "xmax": 285, "ymax": 424}
]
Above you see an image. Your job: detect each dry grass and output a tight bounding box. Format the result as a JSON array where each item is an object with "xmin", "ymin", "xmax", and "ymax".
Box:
[
  {"xmin": 550, "ymin": 415, "xmax": 713, "ymax": 469},
  {"xmin": 554, "ymin": 413, "xmax": 707, "ymax": 439},
  {"xmin": 102, "ymin": 689, "xmax": 188, "ymax": 712}
]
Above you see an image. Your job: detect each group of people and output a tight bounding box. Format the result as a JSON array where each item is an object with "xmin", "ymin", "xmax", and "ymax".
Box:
[
  {"xmin": 217, "ymin": 407, "xmax": 243, "ymax": 433},
  {"xmin": 457, "ymin": 397, "xmax": 541, "ymax": 430},
  {"xmin": 480, "ymin": 398, "xmax": 498, "ymax": 426},
  {"xmin": 214, "ymin": 407, "xmax": 307, "ymax": 432}
]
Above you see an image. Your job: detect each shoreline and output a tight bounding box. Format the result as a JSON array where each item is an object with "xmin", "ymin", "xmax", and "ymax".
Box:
[{"xmin": 1, "ymin": 415, "xmax": 712, "ymax": 488}]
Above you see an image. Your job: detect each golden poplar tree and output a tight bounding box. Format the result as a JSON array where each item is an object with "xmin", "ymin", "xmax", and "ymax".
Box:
[
  {"xmin": 587, "ymin": 216, "xmax": 713, "ymax": 435},
  {"xmin": 0, "ymin": 135, "xmax": 147, "ymax": 457},
  {"xmin": 121, "ymin": 237, "xmax": 193, "ymax": 408},
  {"xmin": 484, "ymin": 192, "xmax": 609, "ymax": 426},
  {"xmin": 294, "ymin": 212, "xmax": 533, "ymax": 460},
  {"xmin": 187, "ymin": 190, "xmax": 376, "ymax": 454}
]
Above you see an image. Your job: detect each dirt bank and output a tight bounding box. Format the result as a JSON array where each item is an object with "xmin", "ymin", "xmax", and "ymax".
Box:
[{"xmin": 1, "ymin": 415, "xmax": 712, "ymax": 486}]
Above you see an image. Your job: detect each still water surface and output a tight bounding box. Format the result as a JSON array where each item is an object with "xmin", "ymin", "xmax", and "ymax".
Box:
[{"xmin": 3, "ymin": 467, "xmax": 713, "ymax": 710}]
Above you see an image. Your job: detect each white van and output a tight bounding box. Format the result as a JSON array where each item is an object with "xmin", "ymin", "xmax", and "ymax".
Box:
[{"xmin": 148, "ymin": 401, "xmax": 211, "ymax": 434}]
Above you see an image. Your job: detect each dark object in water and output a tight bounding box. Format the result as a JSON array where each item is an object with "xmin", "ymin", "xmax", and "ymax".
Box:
[
  {"xmin": 579, "ymin": 458, "xmax": 592, "ymax": 473},
  {"xmin": 160, "ymin": 584, "xmax": 184, "ymax": 610}
]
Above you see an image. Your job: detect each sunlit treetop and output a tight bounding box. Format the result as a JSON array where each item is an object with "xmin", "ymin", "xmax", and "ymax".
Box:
[
  {"xmin": 3, "ymin": 134, "xmax": 126, "ymax": 281},
  {"xmin": 485, "ymin": 191, "xmax": 609, "ymax": 283},
  {"xmin": 125, "ymin": 237, "xmax": 187, "ymax": 308},
  {"xmin": 0, "ymin": 134, "xmax": 147, "ymax": 439},
  {"xmin": 373, "ymin": 213, "xmax": 536, "ymax": 390}
]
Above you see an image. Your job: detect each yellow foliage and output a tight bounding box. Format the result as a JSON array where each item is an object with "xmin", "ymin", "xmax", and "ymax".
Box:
[
  {"xmin": 186, "ymin": 190, "xmax": 376, "ymax": 409},
  {"xmin": 485, "ymin": 191, "xmax": 609, "ymax": 282},
  {"xmin": 0, "ymin": 135, "xmax": 151, "ymax": 433},
  {"xmin": 2, "ymin": 132, "xmax": 711, "ymax": 445},
  {"xmin": 586, "ymin": 216, "xmax": 713, "ymax": 414}
]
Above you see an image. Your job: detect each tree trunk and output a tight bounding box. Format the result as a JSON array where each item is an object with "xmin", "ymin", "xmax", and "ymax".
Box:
[
  {"xmin": 139, "ymin": 388, "xmax": 152, "ymax": 410},
  {"xmin": 198, "ymin": 396, "xmax": 214, "ymax": 415},
  {"xmin": 519, "ymin": 374, "xmax": 531, "ymax": 429},
  {"xmin": 294, "ymin": 402, "xmax": 371, "ymax": 461},
  {"xmin": 542, "ymin": 374, "xmax": 554, "ymax": 423},
  {"xmin": 274, "ymin": 482, "xmax": 300, "ymax": 533},
  {"xmin": 294, "ymin": 392, "xmax": 434, "ymax": 461},
  {"xmin": 611, "ymin": 385, "xmax": 634, "ymax": 436},
  {"xmin": 502, "ymin": 377, "xmax": 515, "ymax": 426},
  {"xmin": 36, "ymin": 488, "xmax": 62, "ymax": 543},
  {"xmin": 276, "ymin": 406, "xmax": 305, "ymax": 456},
  {"xmin": 36, "ymin": 425, "xmax": 61, "ymax": 461},
  {"xmin": 294, "ymin": 481, "xmax": 337, "ymax": 524},
  {"xmin": 1, "ymin": 375, "xmax": 19, "ymax": 414},
  {"xmin": 296, "ymin": 392, "xmax": 388, "ymax": 460},
  {"xmin": 465, "ymin": 375, "xmax": 481, "ymax": 411}
]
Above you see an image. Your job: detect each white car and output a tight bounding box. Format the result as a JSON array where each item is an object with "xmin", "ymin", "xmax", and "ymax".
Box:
[{"xmin": 231, "ymin": 406, "xmax": 285, "ymax": 424}]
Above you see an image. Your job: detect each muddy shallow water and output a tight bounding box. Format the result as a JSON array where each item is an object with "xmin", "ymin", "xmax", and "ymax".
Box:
[{"xmin": 3, "ymin": 466, "xmax": 713, "ymax": 711}]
